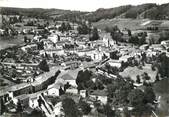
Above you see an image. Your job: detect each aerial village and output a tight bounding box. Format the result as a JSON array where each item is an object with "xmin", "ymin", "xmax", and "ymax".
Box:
[{"xmin": 1, "ymin": 13, "xmax": 169, "ymax": 117}]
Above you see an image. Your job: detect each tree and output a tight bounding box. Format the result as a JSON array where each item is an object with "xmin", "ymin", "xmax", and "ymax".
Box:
[
  {"xmin": 105, "ymin": 26, "xmax": 122, "ymax": 44},
  {"xmin": 89, "ymin": 28, "xmax": 100, "ymax": 41},
  {"xmin": 16, "ymin": 99, "xmax": 23, "ymax": 112},
  {"xmin": 24, "ymin": 36, "xmax": 28, "ymax": 43},
  {"xmin": 76, "ymin": 70, "xmax": 92, "ymax": 91},
  {"xmin": 129, "ymin": 36, "xmax": 139, "ymax": 45},
  {"xmin": 157, "ymin": 53, "xmax": 169, "ymax": 78},
  {"xmin": 142, "ymin": 72, "xmax": 151, "ymax": 80},
  {"xmin": 18, "ymin": 15, "xmax": 23, "ymax": 22},
  {"xmin": 59, "ymin": 86, "xmax": 65, "ymax": 95},
  {"xmin": 136, "ymin": 75, "xmax": 141, "ymax": 84},
  {"xmin": 139, "ymin": 32, "xmax": 147, "ymax": 46},
  {"xmin": 159, "ymin": 31, "xmax": 169, "ymax": 43},
  {"xmin": 37, "ymin": 41, "xmax": 44, "ymax": 50},
  {"xmin": 79, "ymin": 100, "xmax": 91, "ymax": 115},
  {"xmin": 144, "ymin": 87, "xmax": 156, "ymax": 104},
  {"xmin": 128, "ymin": 29, "xmax": 132, "ymax": 36},
  {"xmin": 38, "ymin": 59, "xmax": 50, "ymax": 72},
  {"xmin": 62, "ymin": 98, "xmax": 81, "ymax": 117},
  {"xmin": 110, "ymin": 51, "xmax": 119, "ymax": 60},
  {"xmin": 76, "ymin": 70, "xmax": 92, "ymax": 85},
  {"xmin": 128, "ymin": 89, "xmax": 145, "ymax": 106},
  {"xmin": 123, "ymin": 106, "xmax": 131, "ymax": 117},
  {"xmin": 148, "ymin": 34, "xmax": 156, "ymax": 45},
  {"xmin": 107, "ymin": 77, "xmax": 134, "ymax": 105},
  {"xmin": 103, "ymin": 103, "xmax": 115, "ymax": 117},
  {"xmin": 66, "ymin": 23, "xmax": 72, "ymax": 31},
  {"xmin": 155, "ymin": 74, "xmax": 160, "ymax": 82},
  {"xmin": 58, "ymin": 22, "xmax": 66, "ymax": 33},
  {"xmin": 31, "ymin": 109, "xmax": 45, "ymax": 117},
  {"xmin": 77, "ymin": 23, "xmax": 90, "ymax": 35},
  {"xmin": 0, "ymin": 98, "xmax": 6, "ymax": 115}
]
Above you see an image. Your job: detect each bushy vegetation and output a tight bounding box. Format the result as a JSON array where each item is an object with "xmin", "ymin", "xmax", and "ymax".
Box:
[
  {"xmin": 2, "ymin": 3, "xmax": 169, "ymax": 23},
  {"xmin": 62, "ymin": 98, "xmax": 81, "ymax": 117}
]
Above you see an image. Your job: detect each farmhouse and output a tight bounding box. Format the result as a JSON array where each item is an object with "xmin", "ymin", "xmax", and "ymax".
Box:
[
  {"xmin": 47, "ymin": 79, "xmax": 66, "ymax": 96},
  {"xmin": 107, "ymin": 59, "xmax": 122, "ymax": 68},
  {"xmin": 89, "ymin": 90, "xmax": 108, "ymax": 105},
  {"xmin": 39, "ymin": 49, "xmax": 65, "ymax": 57}
]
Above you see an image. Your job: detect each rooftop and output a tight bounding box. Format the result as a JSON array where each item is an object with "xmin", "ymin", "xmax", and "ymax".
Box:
[{"xmin": 90, "ymin": 90, "xmax": 108, "ymax": 96}]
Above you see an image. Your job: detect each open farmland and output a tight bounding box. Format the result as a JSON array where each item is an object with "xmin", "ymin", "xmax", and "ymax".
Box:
[
  {"xmin": 92, "ymin": 18, "xmax": 169, "ymax": 31},
  {"xmin": 92, "ymin": 18, "xmax": 148, "ymax": 30},
  {"xmin": 119, "ymin": 64, "xmax": 158, "ymax": 82},
  {"xmin": 153, "ymin": 79, "xmax": 169, "ymax": 116},
  {"xmin": 0, "ymin": 34, "xmax": 33, "ymax": 50}
]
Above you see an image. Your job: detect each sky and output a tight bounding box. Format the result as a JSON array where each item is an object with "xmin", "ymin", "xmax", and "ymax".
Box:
[{"xmin": 0, "ymin": 0, "xmax": 169, "ymax": 11}]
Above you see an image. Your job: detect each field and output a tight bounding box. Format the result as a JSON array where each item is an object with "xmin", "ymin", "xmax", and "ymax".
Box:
[
  {"xmin": 92, "ymin": 18, "xmax": 148, "ymax": 30},
  {"xmin": 153, "ymin": 79, "xmax": 169, "ymax": 116},
  {"xmin": 0, "ymin": 34, "xmax": 34, "ymax": 50},
  {"xmin": 0, "ymin": 75, "xmax": 16, "ymax": 90},
  {"xmin": 120, "ymin": 64, "xmax": 169, "ymax": 116},
  {"xmin": 92, "ymin": 18, "xmax": 169, "ymax": 31},
  {"xmin": 119, "ymin": 64, "xmax": 158, "ymax": 82}
]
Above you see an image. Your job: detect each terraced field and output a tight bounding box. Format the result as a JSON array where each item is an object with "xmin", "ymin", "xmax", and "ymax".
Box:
[
  {"xmin": 92, "ymin": 18, "xmax": 148, "ymax": 30},
  {"xmin": 92, "ymin": 18, "xmax": 169, "ymax": 31}
]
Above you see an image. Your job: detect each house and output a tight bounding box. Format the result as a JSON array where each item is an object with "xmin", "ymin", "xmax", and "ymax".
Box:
[
  {"xmin": 13, "ymin": 94, "xmax": 30, "ymax": 108},
  {"xmin": 29, "ymin": 90, "xmax": 46, "ymax": 109},
  {"xmin": 33, "ymin": 35, "xmax": 42, "ymax": 42},
  {"xmin": 42, "ymin": 39, "xmax": 63, "ymax": 50},
  {"xmin": 161, "ymin": 40, "xmax": 169, "ymax": 49},
  {"xmin": 141, "ymin": 20, "xmax": 162, "ymax": 31},
  {"xmin": 48, "ymin": 34, "xmax": 60, "ymax": 43},
  {"xmin": 119, "ymin": 55, "xmax": 133, "ymax": 62},
  {"xmin": 139, "ymin": 44, "xmax": 149, "ymax": 50},
  {"xmin": 10, "ymin": 83, "xmax": 33, "ymax": 97},
  {"xmin": 47, "ymin": 79, "xmax": 66, "ymax": 96},
  {"xmin": 89, "ymin": 90, "xmax": 108, "ymax": 105},
  {"xmin": 159, "ymin": 21, "xmax": 169, "ymax": 31},
  {"xmin": 32, "ymin": 66, "xmax": 61, "ymax": 92},
  {"xmin": 77, "ymin": 48, "xmax": 95, "ymax": 56},
  {"xmin": 58, "ymin": 69, "xmax": 80, "ymax": 87},
  {"xmin": 59, "ymin": 73, "xmax": 77, "ymax": 87},
  {"xmin": 80, "ymin": 61, "xmax": 97, "ymax": 69},
  {"xmin": 0, "ymin": 29, "xmax": 5, "ymax": 35},
  {"xmin": 60, "ymin": 35, "xmax": 72, "ymax": 42},
  {"xmin": 0, "ymin": 83, "xmax": 32, "ymax": 100},
  {"xmin": 39, "ymin": 49, "xmax": 65, "ymax": 57},
  {"xmin": 102, "ymin": 34, "xmax": 115, "ymax": 47},
  {"xmin": 47, "ymin": 85, "xmax": 60, "ymax": 97},
  {"xmin": 54, "ymin": 102, "xmax": 64, "ymax": 116},
  {"xmin": 21, "ymin": 44, "xmax": 38, "ymax": 52},
  {"xmin": 61, "ymin": 61, "xmax": 80, "ymax": 69},
  {"xmin": 66, "ymin": 86, "xmax": 78, "ymax": 95},
  {"xmin": 80, "ymin": 90, "xmax": 87, "ymax": 98},
  {"xmin": 107, "ymin": 59, "xmax": 122, "ymax": 68},
  {"xmin": 77, "ymin": 49, "xmax": 103, "ymax": 61},
  {"xmin": 149, "ymin": 44, "xmax": 166, "ymax": 52}
]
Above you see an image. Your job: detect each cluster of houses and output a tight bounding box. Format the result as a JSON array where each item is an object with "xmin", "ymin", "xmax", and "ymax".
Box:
[{"xmin": 1, "ymin": 16, "xmax": 169, "ymax": 117}]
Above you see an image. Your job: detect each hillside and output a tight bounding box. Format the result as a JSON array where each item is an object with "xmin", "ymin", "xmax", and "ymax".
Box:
[
  {"xmin": 0, "ymin": 7, "xmax": 87, "ymax": 19},
  {"xmin": 1, "ymin": 2, "xmax": 169, "ymax": 22},
  {"xmin": 92, "ymin": 18, "xmax": 148, "ymax": 30},
  {"xmin": 85, "ymin": 3, "xmax": 169, "ymax": 22},
  {"xmin": 84, "ymin": 5, "xmax": 132, "ymax": 22}
]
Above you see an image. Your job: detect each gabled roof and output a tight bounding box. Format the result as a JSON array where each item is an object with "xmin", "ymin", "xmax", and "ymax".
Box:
[
  {"xmin": 59, "ymin": 69, "xmax": 80, "ymax": 80},
  {"xmin": 90, "ymin": 90, "xmax": 108, "ymax": 96},
  {"xmin": 48, "ymin": 79, "xmax": 66, "ymax": 89},
  {"xmin": 61, "ymin": 73, "xmax": 75, "ymax": 80},
  {"xmin": 142, "ymin": 20, "xmax": 163, "ymax": 27}
]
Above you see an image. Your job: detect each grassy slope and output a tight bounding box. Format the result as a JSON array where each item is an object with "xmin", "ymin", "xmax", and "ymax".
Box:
[
  {"xmin": 92, "ymin": 18, "xmax": 149, "ymax": 30},
  {"xmin": 153, "ymin": 79, "xmax": 169, "ymax": 116}
]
